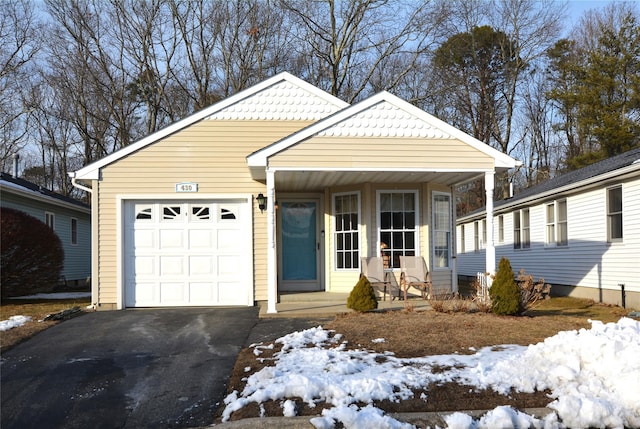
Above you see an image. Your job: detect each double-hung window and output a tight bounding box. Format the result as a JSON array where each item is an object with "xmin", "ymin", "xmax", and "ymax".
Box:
[
  {"xmin": 378, "ymin": 191, "xmax": 417, "ymax": 269},
  {"xmin": 607, "ymin": 186, "xmax": 623, "ymax": 242},
  {"xmin": 334, "ymin": 193, "xmax": 360, "ymax": 269},
  {"xmin": 432, "ymin": 192, "xmax": 452, "ymax": 268},
  {"xmin": 45, "ymin": 212, "xmax": 55, "ymax": 230},
  {"xmin": 546, "ymin": 200, "xmax": 568, "ymax": 246},
  {"xmin": 514, "ymin": 208, "xmax": 530, "ymax": 249},
  {"xmin": 460, "ymin": 225, "xmax": 465, "ymax": 253},
  {"xmin": 71, "ymin": 218, "xmax": 78, "ymax": 245},
  {"xmin": 473, "ymin": 221, "xmax": 479, "ymax": 252},
  {"xmin": 498, "ymin": 215, "xmax": 504, "ymax": 243}
]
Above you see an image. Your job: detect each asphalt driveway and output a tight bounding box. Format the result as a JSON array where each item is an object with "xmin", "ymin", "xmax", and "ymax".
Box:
[{"xmin": 1, "ymin": 307, "xmax": 262, "ymax": 429}]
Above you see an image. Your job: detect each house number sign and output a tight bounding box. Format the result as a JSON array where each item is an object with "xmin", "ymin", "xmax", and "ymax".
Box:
[{"xmin": 175, "ymin": 182, "xmax": 198, "ymax": 192}]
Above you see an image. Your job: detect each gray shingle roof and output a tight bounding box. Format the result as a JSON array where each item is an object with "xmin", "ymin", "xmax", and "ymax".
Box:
[{"xmin": 0, "ymin": 172, "xmax": 90, "ymax": 209}]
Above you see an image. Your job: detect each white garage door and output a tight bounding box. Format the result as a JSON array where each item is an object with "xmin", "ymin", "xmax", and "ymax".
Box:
[{"xmin": 124, "ymin": 200, "xmax": 252, "ymax": 307}]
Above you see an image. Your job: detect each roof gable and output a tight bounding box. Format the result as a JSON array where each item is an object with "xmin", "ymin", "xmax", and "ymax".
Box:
[
  {"xmin": 71, "ymin": 72, "xmax": 348, "ymax": 180},
  {"xmin": 248, "ymin": 91, "xmax": 519, "ymax": 170}
]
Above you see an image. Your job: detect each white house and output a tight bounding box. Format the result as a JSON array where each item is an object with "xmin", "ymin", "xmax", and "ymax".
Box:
[{"xmin": 457, "ymin": 147, "xmax": 640, "ymax": 309}]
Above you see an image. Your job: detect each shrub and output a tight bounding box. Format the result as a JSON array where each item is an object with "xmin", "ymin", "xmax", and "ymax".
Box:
[
  {"xmin": 517, "ymin": 269, "xmax": 552, "ymax": 311},
  {"xmin": 489, "ymin": 257, "xmax": 521, "ymax": 316},
  {"xmin": 347, "ymin": 275, "xmax": 378, "ymax": 312},
  {"xmin": 1, "ymin": 207, "xmax": 64, "ymax": 298}
]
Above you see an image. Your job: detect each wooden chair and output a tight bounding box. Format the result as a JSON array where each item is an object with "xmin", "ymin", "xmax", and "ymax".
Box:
[
  {"xmin": 360, "ymin": 257, "xmax": 391, "ymax": 301},
  {"xmin": 399, "ymin": 256, "xmax": 432, "ymax": 300}
]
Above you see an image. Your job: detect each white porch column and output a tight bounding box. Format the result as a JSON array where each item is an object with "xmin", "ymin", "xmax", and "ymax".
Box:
[
  {"xmin": 485, "ymin": 171, "xmax": 496, "ymax": 277},
  {"xmin": 266, "ymin": 168, "xmax": 278, "ymax": 313}
]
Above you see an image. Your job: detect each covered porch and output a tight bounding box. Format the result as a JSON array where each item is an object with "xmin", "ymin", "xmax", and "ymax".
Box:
[{"xmin": 247, "ymin": 92, "xmax": 519, "ymax": 313}]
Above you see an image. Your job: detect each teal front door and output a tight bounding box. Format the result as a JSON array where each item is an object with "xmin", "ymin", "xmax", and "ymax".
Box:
[{"xmin": 279, "ymin": 200, "xmax": 321, "ymax": 291}]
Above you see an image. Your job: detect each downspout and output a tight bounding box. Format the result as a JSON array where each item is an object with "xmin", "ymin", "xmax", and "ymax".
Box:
[{"xmin": 70, "ymin": 173, "xmax": 98, "ymax": 310}]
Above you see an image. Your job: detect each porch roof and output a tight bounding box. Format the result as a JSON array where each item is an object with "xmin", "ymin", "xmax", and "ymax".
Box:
[{"xmin": 247, "ymin": 91, "xmax": 520, "ymax": 189}]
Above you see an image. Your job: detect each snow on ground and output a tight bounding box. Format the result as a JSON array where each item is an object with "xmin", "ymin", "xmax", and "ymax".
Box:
[
  {"xmin": 0, "ymin": 315, "xmax": 32, "ymax": 331},
  {"xmin": 222, "ymin": 318, "xmax": 640, "ymax": 429}
]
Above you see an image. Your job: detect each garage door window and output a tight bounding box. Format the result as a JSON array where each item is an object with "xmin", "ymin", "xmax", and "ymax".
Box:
[
  {"xmin": 220, "ymin": 206, "xmax": 238, "ymax": 221},
  {"xmin": 136, "ymin": 206, "xmax": 153, "ymax": 220},
  {"xmin": 163, "ymin": 205, "xmax": 182, "ymax": 221},
  {"xmin": 191, "ymin": 206, "xmax": 211, "ymax": 221}
]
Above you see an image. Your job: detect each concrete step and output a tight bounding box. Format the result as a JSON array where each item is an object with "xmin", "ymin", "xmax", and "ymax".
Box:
[{"xmin": 278, "ymin": 292, "xmax": 350, "ymax": 303}]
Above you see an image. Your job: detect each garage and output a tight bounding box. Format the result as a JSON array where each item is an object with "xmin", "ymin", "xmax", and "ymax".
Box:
[{"xmin": 123, "ymin": 200, "xmax": 252, "ymax": 307}]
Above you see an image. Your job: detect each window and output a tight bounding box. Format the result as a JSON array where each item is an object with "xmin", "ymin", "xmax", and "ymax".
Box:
[
  {"xmin": 607, "ymin": 186, "xmax": 623, "ymax": 242},
  {"xmin": 482, "ymin": 219, "xmax": 487, "ymax": 248},
  {"xmin": 45, "ymin": 212, "xmax": 55, "ymax": 230},
  {"xmin": 432, "ymin": 192, "xmax": 451, "ymax": 268},
  {"xmin": 473, "ymin": 221, "xmax": 479, "ymax": 252},
  {"xmin": 460, "ymin": 225, "xmax": 465, "ymax": 253},
  {"xmin": 546, "ymin": 200, "xmax": 568, "ymax": 246},
  {"xmin": 334, "ymin": 193, "xmax": 360, "ymax": 270},
  {"xmin": 514, "ymin": 209, "xmax": 530, "ymax": 249},
  {"xmin": 498, "ymin": 215, "xmax": 504, "ymax": 243},
  {"xmin": 379, "ymin": 191, "xmax": 417, "ymax": 268},
  {"xmin": 71, "ymin": 218, "xmax": 78, "ymax": 245}
]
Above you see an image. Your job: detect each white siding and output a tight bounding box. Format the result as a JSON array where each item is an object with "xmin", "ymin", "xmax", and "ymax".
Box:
[{"xmin": 457, "ymin": 175, "xmax": 640, "ymax": 307}]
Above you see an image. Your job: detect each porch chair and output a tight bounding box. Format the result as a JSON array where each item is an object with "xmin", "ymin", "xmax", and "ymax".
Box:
[
  {"xmin": 399, "ymin": 256, "xmax": 432, "ymax": 300},
  {"xmin": 360, "ymin": 257, "xmax": 392, "ymax": 301}
]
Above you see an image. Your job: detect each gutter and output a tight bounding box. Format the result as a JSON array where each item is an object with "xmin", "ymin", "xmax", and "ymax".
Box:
[{"xmin": 70, "ymin": 173, "xmax": 93, "ymax": 194}]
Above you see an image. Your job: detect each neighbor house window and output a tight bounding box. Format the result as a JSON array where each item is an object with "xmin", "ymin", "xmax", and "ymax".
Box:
[
  {"xmin": 334, "ymin": 193, "xmax": 360, "ymax": 269},
  {"xmin": 45, "ymin": 212, "xmax": 55, "ymax": 230},
  {"xmin": 514, "ymin": 208, "xmax": 530, "ymax": 249},
  {"xmin": 71, "ymin": 218, "xmax": 78, "ymax": 245},
  {"xmin": 432, "ymin": 192, "xmax": 451, "ymax": 268},
  {"xmin": 474, "ymin": 221, "xmax": 479, "ymax": 252},
  {"xmin": 546, "ymin": 200, "xmax": 568, "ymax": 246},
  {"xmin": 378, "ymin": 191, "xmax": 417, "ymax": 268},
  {"xmin": 607, "ymin": 186, "xmax": 623, "ymax": 242},
  {"xmin": 460, "ymin": 225, "xmax": 465, "ymax": 253},
  {"xmin": 498, "ymin": 215, "xmax": 504, "ymax": 243},
  {"xmin": 482, "ymin": 219, "xmax": 487, "ymax": 248}
]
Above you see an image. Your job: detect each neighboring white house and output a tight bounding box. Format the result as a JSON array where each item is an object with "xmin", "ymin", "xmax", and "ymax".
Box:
[{"xmin": 456, "ymin": 147, "xmax": 640, "ymax": 310}]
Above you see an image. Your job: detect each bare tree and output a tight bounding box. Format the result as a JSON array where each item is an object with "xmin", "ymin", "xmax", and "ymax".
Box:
[
  {"xmin": 280, "ymin": 0, "xmax": 450, "ymax": 102},
  {"xmin": 0, "ymin": 0, "xmax": 41, "ymax": 171}
]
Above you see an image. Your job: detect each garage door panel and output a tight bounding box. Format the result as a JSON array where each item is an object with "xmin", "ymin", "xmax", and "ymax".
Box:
[
  {"xmin": 189, "ymin": 255, "xmax": 214, "ymax": 275},
  {"xmin": 135, "ymin": 256, "xmax": 155, "ymax": 275},
  {"xmin": 189, "ymin": 229, "xmax": 214, "ymax": 248},
  {"xmin": 190, "ymin": 282, "xmax": 215, "ymax": 301},
  {"xmin": 124, "ymin": 200, "xmax": 251, "ymax": 307},
  {"xmin": 159, "ymin": 229, "xmax": 185, "ymax": 249},
  {"xmin": 160, "ymin": 282, "xmax": 187, "ymax": 302}
]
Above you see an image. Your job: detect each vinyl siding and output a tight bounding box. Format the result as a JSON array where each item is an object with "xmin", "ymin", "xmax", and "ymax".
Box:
[
  {"xmin": 1, "ymin": 192, "xmax": 91, "ymax": 282},
  {"xmin": 95, "ymin": 119, "xmax": 311, "ymax": 307},
  {"xmin": 269, "ymin": 136, "xmax": 494, "ymax": 169},
  {"xmin": 457, "ymin": 175, "xmax": 640, "ymax": 307}
]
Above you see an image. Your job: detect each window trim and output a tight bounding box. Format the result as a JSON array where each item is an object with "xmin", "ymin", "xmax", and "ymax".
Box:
[
  {"xmin": 473, "ymin": 221, "xmax": 479, "ymax": 252},
  {"xmin": 498, "ymin": 215, "xmax": 504, "ymax": 243},
  {"xmin": 333, "ymin": 191, "xmax": 361, "ymax": 271},
  {"xmin": 376, "ymin": 190, "xmax": 419, "ymax": 270},
  {"xmin": 607, "ymin": 186, "xmax": 623, "ymax": 243},
  {"xmin": 45, "ymin": 211, "xmax": 55, "ymax": 230},
  {"xmin": 432, "ymin": 191, "xmax": 452, "ymax": 270},
  {"xmin": 482, "ymin": 218, "xmax": 487, "ymax": 249},
  {"xmin": 71, "ymin": 217, "xmax": 78, "ymax": 245},
  {"xmin": 460, "ymin": 224, "xmax": 465, "ymax": 253},
  {"xmin": 513, "ymin": 208, "xmax": 530, "ymax": 250},
  {"xmin": 546, "ymin": 199, "xmax": 568, "ymax": 247}
]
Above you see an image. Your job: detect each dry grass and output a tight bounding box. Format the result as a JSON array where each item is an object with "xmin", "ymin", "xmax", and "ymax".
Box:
[
  {"xmin": 218, "ymin": 297, "xmax": 631, "ymax": 422},
  {"xmin": 0, "ymin": 298, "xmax": 91, "ymax": 352}
]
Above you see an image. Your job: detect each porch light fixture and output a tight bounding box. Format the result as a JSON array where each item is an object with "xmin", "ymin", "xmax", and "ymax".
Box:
[{"xmin": 256, "ymin": 193, "xmax": 267, "ymax": 213}]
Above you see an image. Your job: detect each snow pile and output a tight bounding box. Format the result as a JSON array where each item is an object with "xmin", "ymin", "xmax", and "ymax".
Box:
[
  {"xmin": 0, "ymin": 315, "xmax": 32, "ymax": 331},
  {"xmin": 222, "ymin": 318, "xmax": 640, "ymax": 428}
]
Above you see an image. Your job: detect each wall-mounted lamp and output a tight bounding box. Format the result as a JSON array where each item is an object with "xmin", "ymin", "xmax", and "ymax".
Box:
[{"xmin": 256, "ymin": 193, "xmax": 267, "ymax": 213}]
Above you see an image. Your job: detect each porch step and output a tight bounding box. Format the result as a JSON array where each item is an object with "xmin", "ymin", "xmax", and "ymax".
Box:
[{"xmin": 278, "ymin": 292, "xmax": 350, "ymax": 303}]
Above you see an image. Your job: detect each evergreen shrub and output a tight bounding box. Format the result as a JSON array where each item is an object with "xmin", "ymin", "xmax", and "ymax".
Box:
[
  {"xmin": 1, "ymin": 207, "xmax": 64, "ymax": 298},
  {"xmin": 489, "ymin": 257, "xmax": 521, "ymax": 315},
  {"xmin": 347, "ymin": 275, "xmax": 378, "ymax": 312}
]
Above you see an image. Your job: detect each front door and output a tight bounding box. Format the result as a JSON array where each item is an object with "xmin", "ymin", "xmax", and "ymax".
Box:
[{"xmin": 279, "ymin": 200, "xmax": 322, "ymax": 291}]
